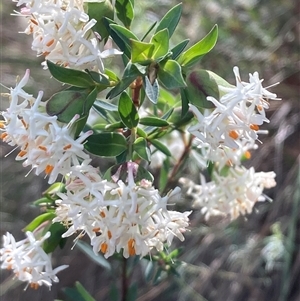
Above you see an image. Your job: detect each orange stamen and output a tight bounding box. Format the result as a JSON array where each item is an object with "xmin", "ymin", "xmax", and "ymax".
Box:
[
  {"xmin": 257, "ymin": 105, "xmax": 263, "ymax": 111},
  {"xmin": 38, "ymin": 145, "xmax": 47, "ymax": 151},
  {"xmin": 45, "ymin": 165, "xmax": 54, "ymax": 174},
  {"xmin": 30, "ymin": 283, "xmax": 39, "ymax": 290},
  {"xmin": 0, "ymin": 121, "xmax": 5, "ymax": 129},
  {"xmin": 244, "ymin": 150, "xmax": 251, "ymax": 159},
  {"xmin": 128, "ymin": 238, "xmax": 136, "ymax": 256},
  {"xmin": 250, "ymin": 124, "xmax": 259, "ymax": 131},
  {"xmin": 100, "ymin": 211, "xmax": 106, "ymax": 218},
  {"xmin": 63, "ymin": 144, "xmax": 72, "ymax": 150},
  {"xmin": 21, "ymin": 119, "xmax": 27, "ymax": 128},
  {"xmin": 30, "ymin": 18, "xmax": 38, "ymax": 26},
  {"xmin": 18, "ymin": 150, "xmax": 27, "ymax": 157},
  {"xmin": 107, "ymin": 230, "xmax": 112, "ymax": 239},
  {"xmin": 100, "ymin": 243, "xmax": 108, "ymax": 254},
  {"xmin": 229, "ymin": 130, "xmax": 239, "ymax": 140},
  {"xmin": 46, "ymin": 39, "xmax": 55, "ymax": 47},
  {"xmin": 1, "ymin": 132, "xmax": 8, "ymax": 139},
  {"xmin": 93, "ymin": 227, "xmax": 100, "ymax": 233}
]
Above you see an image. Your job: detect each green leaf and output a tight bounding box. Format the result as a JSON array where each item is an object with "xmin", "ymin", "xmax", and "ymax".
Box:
[
  {"xmin": 74, "ymin": 282, "xmax": 97, "ymax": 301},
  {"xmin": 185, "ymin": 69, "xmax": 221, "ymax": 109},
  {"xmin": 159, "ymin": 158, "xmax": 170, "ymax": 192},
  {"xmin": 136, "ymin": 127, "xmax": 147, "ymax": 138},
  {"xmin": 86, "ymin": 71, "xmax": 111, "ymax": 87},
  {"xmin": 43, "ymin": 222, "xmax": 67, "ymax": 253},
  {"xmin": 46, "ymin": 89, "xmax": 94, "ymax": 123},
  {"xmin": 133, "ymin": 137, "xmax": 151, "ymax": 162},
  {"xmin": 155, "ymin": 3, "xmax": 182, "ymax": 38},
  {"xmin": 178, "ymin": 24, "xmax": 218, "ymax": 68},
  {"xmin": 150, "ymin": 139, "xmax": 171, "ymax": 156},
  {"xmin": 118, "ymin": 92, "xmax": 139, "ymax": 128},
  {"xmin": 110, "ymin": 24, "xmax": 138, "ymax": 57},
  {"xmin": 32, "ymin": 197, "xmax": 54, "ymax": 206},
  {"xmin": 24, "ymin": 212, "xmax": 56, "ymax": 232},
  {"xmin": 158, "ymin": 60, "xmax": 186, "ymax": 89},
  {"xmin": 115, "ymin": 0, "xmax": 134, "ymax": 28},
  {"xmin": 127, "ymin": 283, "xmax": 138, "ymax": 301},
  {"xmin": 93, "ymin": 99, "xmax": 118, "ymax": 112},
  {"xmin": 150, "ymin": 29, "xmax": 169, "ymax": 61},
  {"xmin": 93, "ymin": 122, "xmax": 124, "ymax": 131},
  {"xmin": 47, "ymin": 61, "xmax": 95, "ymax": 88},
  {"xmin": 76, "ymin": 240, "xmax": 111, "ymax": 271},
  {"xmin": 86, "ymin": 0, "xmax": 114, "ymax": 41},
  {"xmin": 141, "ymin": 21, "xmax": 157, "ymax": 41},
  {"xmin": 139, "ymin": 117, "xmax": 169, "ymax": 127},
  {"xmin": 131, "ymin": 39, "xmax": 155, "ymax": 64},
  {"xmin": 84, "ymin": 132, "xmax": 127, "ymax": 157},
  {"xmin": 144, "ymin": 76, "xmax": 159, "ymax": 104},
  {"xmin": 107, "ymin": 62, "xmax": 146, "ymax": 99},
  {"xmin": 171, "ymin": 39, "xmax": 190, "ymax": 60}
]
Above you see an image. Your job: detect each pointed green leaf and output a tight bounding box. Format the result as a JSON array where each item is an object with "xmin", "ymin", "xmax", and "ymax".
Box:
[
  {"xmin": 24, "ymin": 212, "xmax": 56, "ymax": 232},
  {"xmin": 93, "ymin": 122, "xmax": 124, "ymax": 131},
  {"xmin": 84, "ymin": 132, "xmax": 127, "ymax": 157},
  {"xmin": 137, "ymin": 127, "xmax": 147, "ymax": 138},
  {"xmin": 171, "ymin": 39, "xmax": 189, "ymax": 59},
  {"xmin": 141, "ymin": 21, "xmax": 157, "ymax": 41},
  {"xmin": 47, "ymin": 61, "xmax": 95, "ymax": 87},
  {"xmin": 178, "ymin": 25, "xmax": 218, "ymax": 68},
  {"xmin": 150, "ymin": 29, "xmax": 169, "ymax": 61},
  {"xmin": 115, "ymin": 0, "xmax": 134, "ymax": 28},
  {"xmin": 86, "ymin": 71, "xmax": 111, "ymax": 87},
  {"xmin": 150, "ymin": 139, "xmax": 171, "ymax": 156},
  {"xmin": 118, "ymin": 92, "xmax": 139, "ymax": 128},
  {"xmin": 139, "ymin": 117, "xmax": 169, "ymax": 127},
  {"xmin": 133, "ymin": 137, "xmax": 151, "ymax": 162},
  {"xmin": 158, "ymin": 59, "xmax": 186, "ymax": 89},
  {"xmin": 155, "ymin": 3, "xmax": 182, "ymax": 38},
  {"xmin": 144, "ymin": 76, "xmax": 159, "ymax": 104},
  {"xmin": 131, "ymin": 39, "xmax": 155, "ymax": 64},
  {"xmin": 93, "ymin": 99, "xmax": 118, "ymax": 112}
]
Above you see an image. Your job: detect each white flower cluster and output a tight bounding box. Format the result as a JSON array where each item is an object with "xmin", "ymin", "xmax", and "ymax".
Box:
[
  {"xmin": 184, "ymin": 67, "xmax": 278, "ymax": 220},
  {"xmin": 189, "ymin": 66, "xmax": 279, "ymax": 167},
  {"xmin": 54, "ymin": 161, "xmax": 191, "ymax": 258},
  {"xmin": 180, "ymin": 166, "xmax": 276, "ymax": 220},
  {"xmin": 0, "ymin": 70, "xmax": 92, "ymax": 183},
  {"xmin": 0, "ymin": 231, "xmax": 68, "ymax": 289},
  {"xmin": 13, "ymin": 0, "xmax": 121, "ymax": 70}
]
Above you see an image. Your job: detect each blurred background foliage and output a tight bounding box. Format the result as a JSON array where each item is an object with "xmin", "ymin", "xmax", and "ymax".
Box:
[{"xmin": 0, "ymin": 0, "xmax": 299, "ymax": 300}]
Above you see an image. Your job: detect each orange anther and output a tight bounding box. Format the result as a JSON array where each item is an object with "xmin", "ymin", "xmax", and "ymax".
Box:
[
  {"xmin": 100, "ymin": 211, "xmax": 106, "ymax": 218},
  {"xmin": 30, "ymin": 18, "xmax": 38, "ymax": 26},
  {"xmin": 1, "ymin": 132, "xmax": 8, "ymax": 139},
  {"xmin": 250, "ymin": 124, "xmax": 259, "ymax": 131},
  {"xmin": 100, "ymin": 243, "xmax": 108, "ymax": 254},
  {"xmin": 63, "ymin": 144, "xmax": 72, "ymax": 150},
  {"xmin": 107, "ymin": 231, "xmax": 112, "ymax": 239},
  {"xmin": 46, "ymin": 39, "xmax": 55, "ymax": 47},
  {"xmin": 18, "ymin": 150, "xmax": 27, "ymax": 157},
  {"xmin": 45, "ymin": 165, "xmax": 54, "ymax": 174},
  {"xmin": 38, "ymin": 145, "xmax": 47, "ymax": 151},
  {"xmin": 128, "ymin": 238, "xmax": 136, "ymax": 256},
  {"xmin": 93, "ymin": 227, "xmax": 100, "ymax": 233},
  {"xmin": 244, "ymin": 150, "xmax": 251, "ymax": 159},
  {"xmin": 257, "ymin": 105, "xmax": 263, "ymax": 111},
  {"xmin": 229, "ymin": 130, "xmax": 239, "ymax": 140}
]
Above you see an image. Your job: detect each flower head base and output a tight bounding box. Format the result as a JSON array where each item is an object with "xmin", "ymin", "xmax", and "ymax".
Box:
[
  {"xmin": 180, "ymin": 166, "xmax": 276, "ymax": 221},
  {"xmin": 0, "ymin": 231, "xmax": 68, "ymax": 289},
  {"xmin": 0, "ymin": 70, "xmax": 92, "ymax": 183},
  {"xmin": 55, "ymin": 162, "xmax": 191, "ymax": 258}
]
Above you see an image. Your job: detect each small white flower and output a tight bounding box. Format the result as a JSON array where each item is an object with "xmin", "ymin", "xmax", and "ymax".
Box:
[
  {"xmin": 189, "ymin": 66, "xmax": 279, "ymax": 160},
  {"xmin": 180, "ymin": 166, "xmax": 276, "ymax": 220},
  {"xmin": 55, "ymin": 162, "xmax": 191, "ymax": 258},
  {"xmin": 13, "ymin": 0, "xmax": 121, "ymax": 71},
  {"xmin": 0, "ymin": 231, "xmax": 68, "ymax": 289}
]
